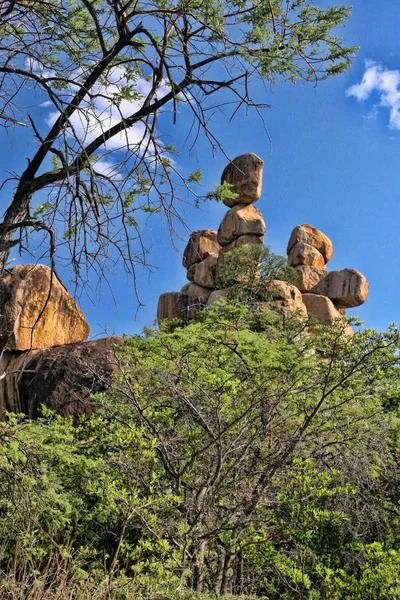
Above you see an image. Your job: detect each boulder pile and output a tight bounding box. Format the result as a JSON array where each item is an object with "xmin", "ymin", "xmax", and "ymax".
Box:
[
  {"xmin": 0, "ymin": 264, "xmax": 119, "ymax": 417},
  {"xmin": 157, "ymin": 152, "xmax": 368, "ymax": 331}
]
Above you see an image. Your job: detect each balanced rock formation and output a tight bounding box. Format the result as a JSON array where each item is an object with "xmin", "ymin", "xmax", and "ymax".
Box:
[
  {"xmin": 157, "ymin": 152, "xmax": 369, "ymax": 334},
  {"xmin": 217, "ymin": 204, "xmax": 266, "ymax": 246},
  {"xmin": 0, "ymin": 264, "xmax": 89, "ymax": 351},
  {"xmin": 287, "ymin": 224, "xmax": 333, "ymax": 264},
  {"xmin": 286, "ymin": 224, "xmax": 368, "ymax": 325},
  {"xmin": 220, "ymin": 152, "xmax": 264, "ymax": 207},
  {"xmin": 183, "ymin": 229, "xmax": 220, "ymax": 269},
  {"xmin": 312, "ymin": 269, "xmax": 368, "ymax": 308},
  {"xmin": 0, "ymin": 337, "xmax": 123, "ymax": 420},
  {"xmin": 302, "ymin": 294, "xmax": 353, "ymax": 336}
]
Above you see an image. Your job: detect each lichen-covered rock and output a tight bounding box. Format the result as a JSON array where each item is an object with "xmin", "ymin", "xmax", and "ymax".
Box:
[
  {"xmin": 187, "ymin": 255, "xmax": 218, "ymax": 289},
  {"xmin": 157, "ymin": 292, "xmax": 180, "ymax": 322},
  {"xmin": 220, "ymin": 153, "xmax": 264, "ymax": 207},
  {"xmin": 312, "ymin": 269, "xmax": 369, "ymax": 308},
  {"xmin": 183, "ymin": 230, "xmax": 220, "ymax": 269},
  {"xmin": 287, "ymin": 225, "xmax": 333, "ymax": 263},
  {"xmin": 302, "ymin": 294, "xmax": 353, "ymax": 335},
  {"xmin": 0, "ymin": 337, "xmax": 123, "ymax": 419},
  {"xmin": 217, "ymin": 204, "xmax": 266, "ymax": 246},
  {"xmin": 288, "ymin": 242, "xmax": 325, "ymax": 269},
  {"xmin": 295, "ymin": 265, "xmax": 327, "ymax": 292},
  {"xmin": 0, "ymin": 264, "xmax": 89, "ymax": 351}
]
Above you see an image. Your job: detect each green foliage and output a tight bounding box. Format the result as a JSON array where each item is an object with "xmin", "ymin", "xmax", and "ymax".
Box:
[
  {"xmin": 1, "ymin": 303, "xmax": 400, "ymax": 597},
  {"xmin": 215, "ymin": 244, "xmax": 298, "ymax": 304}
]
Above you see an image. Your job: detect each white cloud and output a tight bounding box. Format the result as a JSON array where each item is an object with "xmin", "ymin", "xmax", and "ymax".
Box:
[
  {"xmin": 346, "ymin": 60, "xmax": 400, "ymax": 130},
  {"xmin": 45, "ymin": 67, "xmax": 171, "ymax": 150}
]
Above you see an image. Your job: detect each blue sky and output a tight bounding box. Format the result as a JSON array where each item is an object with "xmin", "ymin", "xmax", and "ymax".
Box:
[{"xmin": 1, "ymin": 0, "xmax": 400, "ymax": 337}]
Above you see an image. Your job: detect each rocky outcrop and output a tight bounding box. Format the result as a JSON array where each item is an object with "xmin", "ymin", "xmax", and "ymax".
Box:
[
  {"xmin": 157, "ymin": 152, "xmax": 369, "ymax": 335},
  {"xmin": 220, "ymin": 153, "xmax": 264, "ymax": 207},
  {"xmin": 0, "ymin": 264, "xmax": 89, "ymax": 351},
  {"xmin": 157, "ymin": 292, "xmax": 181, "ymax": 321},
  {"xmin": 187, "ymin": 255, "xmax": 218, "ymax": 289},
  {"xmin": 302, "ymin": 294, "xmax": 353, "ymax": 335},
  {"xmin": 217, "ymin": 204, "xmax": 266, "ymax": 246},
  {"xmin": 183, "ymin": 230, "xmax": 220, "ymax": 269},
  {"xmin": 295, "ymin": 265, "xmax": 327, "ymax": 293},
  {"xmin": 286, "ymin": 224, "xmax": 368, "ymax": 319},
  {"xmin": 312, "ymin": 269, "xmax": 369, "ymax": 308},
  {"xmin": 288, "ymin": 242, "xmax": 325, "ymax": 268},
  {"xmin": 287, "ymin": 224, "xmax": 333, "ymax": 263},
  {"xmin": 0, "ymin": 337, "xmax": 123, "ymax": 420}
]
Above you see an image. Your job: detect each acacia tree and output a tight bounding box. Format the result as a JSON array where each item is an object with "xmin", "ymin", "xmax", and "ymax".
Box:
[{"xmin": 0, "ymin": 0, "xmax": 356, "ymax": 292}]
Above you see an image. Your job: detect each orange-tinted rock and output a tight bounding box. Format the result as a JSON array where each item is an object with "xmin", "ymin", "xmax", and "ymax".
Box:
[
  {"xmin": 288, "ymin": 242, "xmax": 325, "ymax": 269},
  {"xmin": 302, "ymin": 294, "xmax": 353, "ymax": 335},
  {"xmin": 295, "ymin": 265, "xmax": 327, "ymax": 292},
  {"xmin": 287, "ymin": 224, "xmax": 333, "ymax": 263},
  {"xmin": 187, "ymin": 255, "xmax": 218, "ymax": 289},
  {"xmin": 219, "ymin": 234, "xmax": 264, "ymax": 256},
  {"xmin": 0, "ymin": 337, "xmax": 123, "ymax": 419},
  {"xmin": 220, "ymin": 153, "xmax": 264, "ymax": 207},
  {"xmin": 313, "ymin": 269, "xmax": 369, "ymax": 308},
  {"xmin": 0, "ymin": 264, "xmax": 89, "ymax": 351},
  {"xmin": 157, "ymin": 292, "xmax": 180, "ymax": 322},
  {"xmin": 258, "ymin": 279, "xmax": 308, "ymax": 320},
  {"xmin": 183, "ymin": 230, "xmax": 220, "ymax": 269},
  {"xmin": 217, "ymin": 204, "xmax": 266, "ymax": 246}
]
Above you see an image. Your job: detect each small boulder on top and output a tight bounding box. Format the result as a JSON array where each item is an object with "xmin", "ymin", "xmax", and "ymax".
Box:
[
  {"xmin": 287, "ymin": 224, "xmax": 333, "ymax": 264},
  {"xmin": 220, "ymin": 153, "xmax": 264, "ymax": 207}
]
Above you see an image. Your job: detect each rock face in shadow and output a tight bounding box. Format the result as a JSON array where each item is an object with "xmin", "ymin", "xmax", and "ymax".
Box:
[
  {"xmin": 0, "ymin": 337, "xmax": 123, "ymax": 419},
  {"xmin": 0, "ymin": 264, "xmax": 89, "ymax": 351}
]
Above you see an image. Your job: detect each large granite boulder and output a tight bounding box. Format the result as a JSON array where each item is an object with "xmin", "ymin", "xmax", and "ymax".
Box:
[
  {"xmin": 220, "ymin": 153, "xmax": 264, "ymax": 207},
  {"xmin": 0, "ymin": 264, "xmax": 89, "ymax": 351},
  {"xmin": 0, "ymin": 337, "xmax": 123, "ymax": 419},
  {"xmin": 302, "ymin": 294, "xmax": 353, "ymax": 335},
  {"xmin": 288, "ymin": 242, "xmax": 326, "ymax": 269},
  {"xmin": 287, "ymin": 224, "xmax": 333, "ymax": 263},
  {"xmin": 219, "ymin": 234, "xmax": 264, "ymax": 256},
  {"xmin": 187, "ymin": 254, "xmax": 218, "ymax": 289},
  {"xmin": 157, "ymin": 292, "xmax": 180, "ymax": 321},
  {"xmin": 183, "ymin": 230, "xmax": 220, "ymax": 269},
  {"xmin": 295, "ymin": 265, "xmax": 327, "ymax": 293},
  {"xmin": 312, "ymin": 269, "xmax": 369, "ymax": 308},
  {"xmin": 217, "ymin": 204, "xmax": 266, "ymax": 246}
]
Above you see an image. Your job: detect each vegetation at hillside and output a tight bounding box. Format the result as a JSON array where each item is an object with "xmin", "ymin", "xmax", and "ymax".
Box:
[{"xmin": 0, "ymin": 273, "xmax": 399, "ymax": 598}]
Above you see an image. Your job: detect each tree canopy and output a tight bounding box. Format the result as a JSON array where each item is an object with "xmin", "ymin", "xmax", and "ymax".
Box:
[{"xmin": 0, "ymin": 0, "xmax": 356, "ymax": 294}]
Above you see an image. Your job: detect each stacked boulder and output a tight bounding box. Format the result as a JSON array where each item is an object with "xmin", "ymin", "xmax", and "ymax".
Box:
[
  {"xmin": 157, "ymin": 152, "xmax": 369, "ymax": 333},
  {"xmin": 158, "ymin": 152, "xmax": 267, "ymax": 322},
  {"xmin": 288, "ymin": 224, "xmax": 368, "ymax": 329}
]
